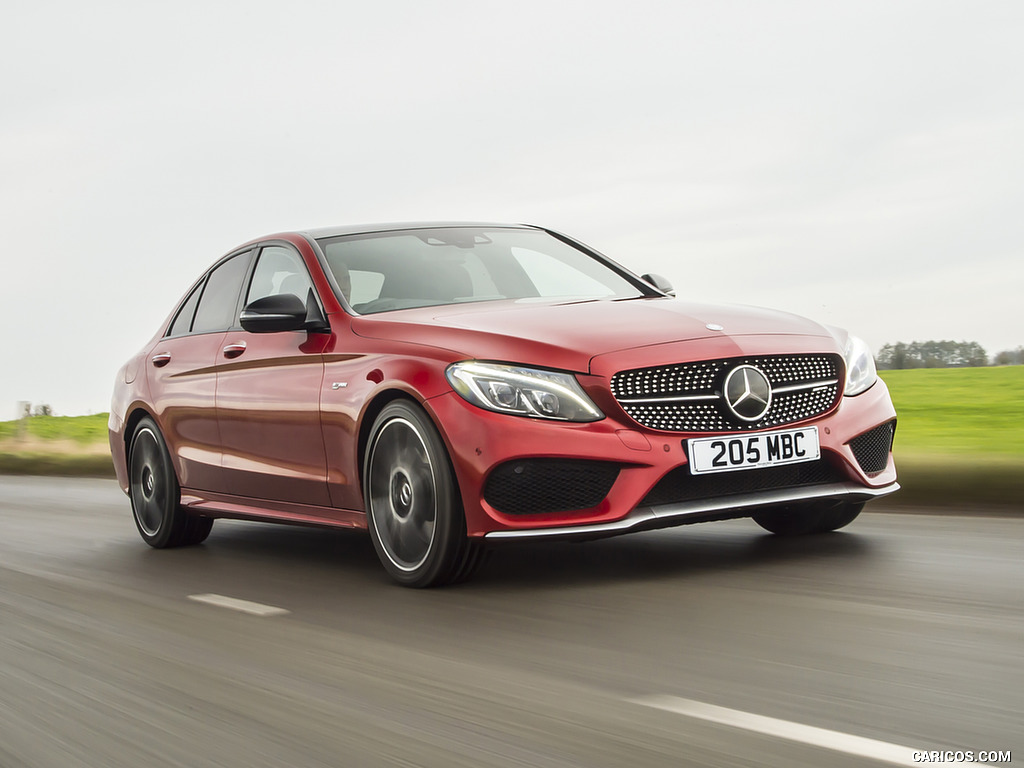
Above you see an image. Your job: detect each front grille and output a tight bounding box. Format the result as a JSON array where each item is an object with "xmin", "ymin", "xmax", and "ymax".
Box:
[
  {"xmin": 484, "ymin": 459, "xmax": 620, "ymax": 516},
  {"xmin": 611, "ymin": 354, "xmax": 843, "ymax": 432},
  {"xmin": 641, "ymin": 459, "xmax": 844, "ymax": 507},
  {"xmin": 848, "ymin": 420, "xmax": 895, "ymax": 475}
]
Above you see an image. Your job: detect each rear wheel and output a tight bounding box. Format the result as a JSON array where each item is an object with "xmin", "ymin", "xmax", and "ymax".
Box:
[
  {"xmin": 752, "ymin": 501, "xmax": 864, "ymax": 536},
  {"xmin": 128, "ymin": 417, "xmax": 213, "ymax": 548},
  {"xmin": 363, "ymin": 401, "xmax": 481, "ymax": 587}
]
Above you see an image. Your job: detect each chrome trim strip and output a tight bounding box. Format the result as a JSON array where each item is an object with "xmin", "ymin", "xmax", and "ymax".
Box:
[
  {"xmin": 615, "ymin": 379, "xmax": 839, "ymax": 404},
  {"xmin": 616, "ymin": 394, "xmax": 721, "ymax": 404},
  {"xmin": 484, "ymin": 482, "xmax": 901, "ymax": 540},
  {"xmin": 772, "ymin": 378, "xmax": 840, "ymax": 394}
]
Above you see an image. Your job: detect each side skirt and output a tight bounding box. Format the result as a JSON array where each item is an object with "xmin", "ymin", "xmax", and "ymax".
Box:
[{"xmin": 180, "ymin": 488, "xmax": 368, "ymax": 531}]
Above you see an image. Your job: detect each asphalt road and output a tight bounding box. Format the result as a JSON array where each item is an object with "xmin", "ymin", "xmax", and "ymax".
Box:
[{"xmin": 0, "ymin": 477, "xmax": 1020, "ymax": 768}]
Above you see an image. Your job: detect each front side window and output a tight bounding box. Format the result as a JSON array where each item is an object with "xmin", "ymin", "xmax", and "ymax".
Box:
[
  {"xmin": 192, "ymin": 252, "xmax": 252, "ymax": 334},
  {"xmin": 246, "ymin": 246, "xmax": 315, "ymax": 306},
  {"xmin": 317, "ymin": 228, "xmax": 645, "ymax": 314}
]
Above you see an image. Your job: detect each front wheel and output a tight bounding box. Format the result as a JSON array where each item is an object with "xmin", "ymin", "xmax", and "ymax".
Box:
[
  {"xmin": 128, "ymin": 417, "xmax": 213, "ymax": 548},
  {"xmin": 752, "ymin": 501, "xmax": 864, "ymax": 536},
  {"xmin": 363, "ymin": 401, "xmax": 481, "ymax": 587}
]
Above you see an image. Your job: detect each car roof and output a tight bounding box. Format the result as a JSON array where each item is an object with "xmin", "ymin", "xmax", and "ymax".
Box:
[{"xmin": 298, "ymin": 221, "xmax": 543, "ymax": 240}]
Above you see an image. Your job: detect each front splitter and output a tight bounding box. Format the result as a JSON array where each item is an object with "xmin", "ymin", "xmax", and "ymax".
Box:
[{"xmin": 484, "ymin": 481, "xmax": 901, "ymax": 540}]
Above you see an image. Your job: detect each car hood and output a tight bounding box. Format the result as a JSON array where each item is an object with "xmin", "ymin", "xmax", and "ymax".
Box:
[{"xmin": 350, "ymin": 297, "xmax": 835, "ymax": 373}]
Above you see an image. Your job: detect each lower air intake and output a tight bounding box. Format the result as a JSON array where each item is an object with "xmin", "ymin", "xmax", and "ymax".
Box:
[
  {"xmin": 484, "ymin": 459, "xmax": 619, "ymax": 516},
  {"xmin": 848, "ymin": 420, "xmax": 895, "ymax": 475}
]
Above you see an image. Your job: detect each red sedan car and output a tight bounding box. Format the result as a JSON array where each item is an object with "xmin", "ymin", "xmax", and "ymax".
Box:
[{"xmin": 109, "ymin": 223, "xmax": 898, "ymax": 586}]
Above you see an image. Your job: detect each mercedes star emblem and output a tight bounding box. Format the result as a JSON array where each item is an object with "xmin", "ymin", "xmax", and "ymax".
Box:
[{"xmin": 723, "ymin": 364, "xmax": 772, "ymax": 422}]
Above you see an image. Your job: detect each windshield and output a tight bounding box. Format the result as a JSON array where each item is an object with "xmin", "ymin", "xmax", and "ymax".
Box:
[{"xmin": 316, "ymin": 227, "xmax": 647, "ymax": 314}]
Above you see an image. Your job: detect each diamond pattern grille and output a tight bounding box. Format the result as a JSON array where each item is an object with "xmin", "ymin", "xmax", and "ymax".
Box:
[{"xmin": 611, "ymin": 354, "xmax": 843, "ymax": 432}]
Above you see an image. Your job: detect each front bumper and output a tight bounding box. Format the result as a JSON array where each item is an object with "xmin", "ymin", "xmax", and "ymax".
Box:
[{"xmin": 425, "ymin": 375, "xmax": 899, "ymax": 538}]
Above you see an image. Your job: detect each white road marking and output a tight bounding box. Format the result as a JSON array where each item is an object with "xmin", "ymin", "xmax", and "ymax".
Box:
[
  {"xmin": 187, "ymin": 593, "xmax": 290, "ymax": 617},
  {"xmin": 631, "ymin": 695, "xmax": 921, "ymax": 766}
]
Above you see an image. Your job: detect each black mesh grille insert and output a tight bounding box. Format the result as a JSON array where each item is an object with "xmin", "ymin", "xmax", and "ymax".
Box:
[
  {"xmin": 641, "ymin": 459, "xmax": 844, "ymax": 507},
  {"xmin": 848, "ymin": 420, "xmax": 895, "ymax": 475},
  {"xmin": 484, "ymin": 459, "xmax": 620, "ymax": 516},
  {"xmin": 611, "ymin": 353, "xmax": 843, "ymax": 432}
]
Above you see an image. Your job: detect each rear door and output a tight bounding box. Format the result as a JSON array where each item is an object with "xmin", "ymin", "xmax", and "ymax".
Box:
[{"xmin": 147, "ymin": 251, "xmax": 253, "ymax": 491}]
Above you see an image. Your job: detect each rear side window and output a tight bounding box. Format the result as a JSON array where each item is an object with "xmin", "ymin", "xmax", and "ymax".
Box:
[
  {"xmin": 192, "ymin": 253, "xmax": 251, "ymax": 334},
  {"xmin": 166, "ymin": 281, "xmax": 203, "ymax": 337}
]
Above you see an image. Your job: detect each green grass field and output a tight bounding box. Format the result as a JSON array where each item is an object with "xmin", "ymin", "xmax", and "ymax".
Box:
[
  {"xmin": 0, "ymin": 413, "xmax": 113, "ymax": 477},
  {"xmin": 0, "ymin": 412, "xmax": 109, "ymax": 444},
  {"xmin": 880, "ymin": 366, "xmax": 1024, "ymax": 458},
  {"xmin": 878, "ymin": 367, "xmax": 1022, "ymax": 507}
]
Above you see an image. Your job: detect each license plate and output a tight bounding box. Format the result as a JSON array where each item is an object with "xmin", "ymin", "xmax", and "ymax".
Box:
[{"xmin": 687, "ymin": 427, "xmax": 820, "ymax": 475}]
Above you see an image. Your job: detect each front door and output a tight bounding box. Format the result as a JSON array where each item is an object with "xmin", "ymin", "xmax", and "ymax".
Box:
[{"xmin": 216, "ymin": 245, "xmax": 330, "ymax": 506}]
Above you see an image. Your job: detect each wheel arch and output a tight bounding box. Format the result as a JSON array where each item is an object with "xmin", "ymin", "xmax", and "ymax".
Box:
[
  {"xmin": 122, "ymin": 406, "xmax": 179, "ymax": 483},
  {"xmin": 355, "ymin": 388, "xmax": 463, "ymax": 504},
  {"xmin": 356, "ymin": 389, "xmax": 421, "ymax": 490},
  {"xmin": 124, "ymin": 407, "xmax": 156, "ymax": 452},
  {"xmin": 357, "ymin": 389, "xmax": 480, "ymax": 586}
]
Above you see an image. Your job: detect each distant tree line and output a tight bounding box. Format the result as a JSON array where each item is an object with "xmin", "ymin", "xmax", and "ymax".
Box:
[
  {"xmin": 876, "ymin": 340, "xmax": 1023, "ymax": 369},
  {"xmin": 993, "ymin": 347, "xmax": 1024, "ymax": 366}
]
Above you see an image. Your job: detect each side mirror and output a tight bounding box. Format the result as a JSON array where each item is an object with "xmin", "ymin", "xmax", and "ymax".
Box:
[
  {"xmin": 240, "ymin": 294, "xmax": 310, "ymax": 333},
  {"xmin": 640, "ymin": 272, "xmax": 675, "ymax": 296}
]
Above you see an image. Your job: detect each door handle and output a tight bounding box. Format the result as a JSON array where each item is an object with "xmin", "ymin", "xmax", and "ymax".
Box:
[
  {"xmin": 151, "ymin": 353, "xmax": 171, "ymax": 367},
  {"xmin": 222, "ymin": 342, "xmax": 247, "ymax": 359}
]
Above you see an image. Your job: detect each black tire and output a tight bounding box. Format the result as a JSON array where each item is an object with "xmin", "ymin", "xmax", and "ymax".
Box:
[
  {"xmin": 363, "ymin": 401, "xmax": 480, "ymax": 587},
  {"xmin": 752, "ymin": 501, "xmax": 864, "ymax": 536},
  {"xmin": 181, "ymin": 514, "xmax": 215, "ymax": 546},
  {"xmin": 448, "ymin": 538, "xmax": 489, "ymax": 585},
  {"xmin": 128, "ymin": 417, "xmax": 213, "ymax": 548}
]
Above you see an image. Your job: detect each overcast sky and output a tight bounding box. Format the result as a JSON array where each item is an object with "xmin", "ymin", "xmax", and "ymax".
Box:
[{"xmin": 3, "ymin": 1, "xmax": 1022, "ymax": 417}]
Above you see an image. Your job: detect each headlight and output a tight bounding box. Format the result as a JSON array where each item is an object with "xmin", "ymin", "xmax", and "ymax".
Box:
[
  {"xmin": 445, "ymin": 362, "xmax": 604, "ymax": 422},
  {"xmin": 844, "ymin": 335, "xmax": 878, "ymax": 396}
]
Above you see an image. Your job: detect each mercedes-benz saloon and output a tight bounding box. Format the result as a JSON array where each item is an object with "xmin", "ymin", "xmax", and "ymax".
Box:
[{"xmin": 109, "ymin": 223, "xmax": 899, "ymax": 586}]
